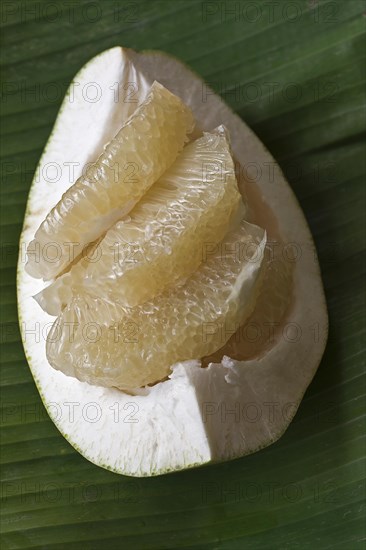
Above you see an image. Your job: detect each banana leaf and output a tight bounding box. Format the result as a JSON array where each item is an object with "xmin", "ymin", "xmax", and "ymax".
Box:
[{"xmin": 1, "ymin": 0, "xmax": 365, "ymax": 548}]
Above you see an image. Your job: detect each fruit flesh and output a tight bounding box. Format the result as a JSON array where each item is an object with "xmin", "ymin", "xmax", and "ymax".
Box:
[
  {"xmin": 25, "ymin": 81, "xmax": 195, "ymax": 281},
  {"xmin": 203, "ymin": 246, "xmax": 294, "ymax": 365},
  {"xmin": 46, "ymin": 220, "xmax": 266, "ymax": 390},
  {"xmin": 35, "ymin": 128, "xmax": 245, "ymax": 314}
]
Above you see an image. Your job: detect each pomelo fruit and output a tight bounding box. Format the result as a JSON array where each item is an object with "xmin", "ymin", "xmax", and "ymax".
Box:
[{"xmin": 17, "ymin": 47, "xmax": 328, "ymax": 476}]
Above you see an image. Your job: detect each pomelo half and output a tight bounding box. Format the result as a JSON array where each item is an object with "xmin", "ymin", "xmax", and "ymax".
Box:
[{"xmin": 17, "ymin": 47, "xmax": 328, "ymax": 476}]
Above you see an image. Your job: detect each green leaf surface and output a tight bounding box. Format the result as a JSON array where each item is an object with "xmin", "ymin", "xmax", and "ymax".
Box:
[{"xmin": 1, "ymin": 0, "xmax": 365, "ymax": 548}]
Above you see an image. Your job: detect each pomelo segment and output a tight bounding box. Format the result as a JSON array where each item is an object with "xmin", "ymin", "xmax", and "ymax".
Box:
[
  {"xmin": 25, "ymin": 81, "xmax": 195, "ymax": 281},
  {"xmin": 35, "ymin": 127, "xmax": 245, "ymax": 314},
  {"xmin": 203, "ymin": 246, "xmax": 294, "ymax": 364},
  {"xmin": 46, "ymin": 220, "xmax": 266, "ymax": 390}
]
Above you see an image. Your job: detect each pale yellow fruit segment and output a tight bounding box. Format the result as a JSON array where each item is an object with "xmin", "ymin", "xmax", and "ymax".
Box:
[
  {"xmin": 35, "ymin": 128, "xmax": 245, "ymax": 314},
  {"xmin": 46, "ymin": 220, "xmax": 266, "ymax": 390},
  {"xmin": 203, "ymin": 245, "xmax": 294, "ymax": 364},
  {"xmin": 26, "ymin": 81, "xmax": 195, "ymax": 280}
]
